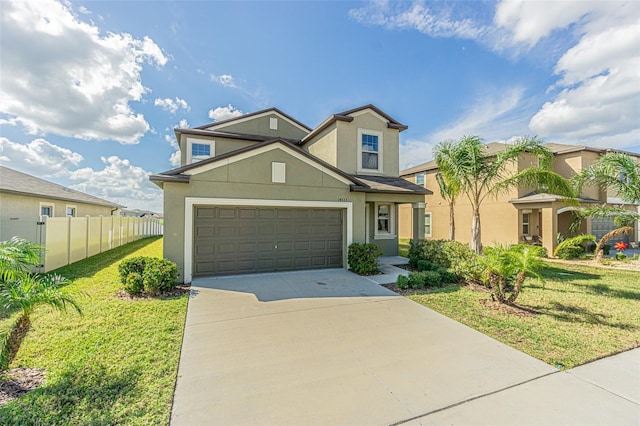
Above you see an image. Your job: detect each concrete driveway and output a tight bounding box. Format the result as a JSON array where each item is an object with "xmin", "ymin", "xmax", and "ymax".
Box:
[{"xmin": 171, "ymin": 269, "xmax": 639, "ymax": 425}]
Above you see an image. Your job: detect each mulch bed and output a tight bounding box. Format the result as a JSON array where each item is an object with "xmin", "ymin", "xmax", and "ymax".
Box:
[
  {"xmin": 115, "ymin": 285, "xmax": 191, "ymax": 300},
  {"xmin": 0, "ymin": 368, "xmax": 46, "ymax": 406}
]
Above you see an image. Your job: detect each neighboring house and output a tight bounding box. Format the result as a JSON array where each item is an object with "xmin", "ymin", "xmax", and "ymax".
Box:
[
  {"xmin": 151, "ymin": 105, "xmax": 430, "ymax": 282},
  {"xmin": 399, "ymin": 142, "xmax": 639, "ymax": 255},
  {"xmin": 0, "ymin": 165, "xmax": 123, "ymax": 220},
  {"xmin": 121, "ymin": 209, "xmax": 163, "ymax": 219}
]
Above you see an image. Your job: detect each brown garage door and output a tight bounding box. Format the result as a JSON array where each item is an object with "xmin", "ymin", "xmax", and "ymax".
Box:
[{"xmin": 193, "ymin": 206, "xmax": 343, "ymax": 276}]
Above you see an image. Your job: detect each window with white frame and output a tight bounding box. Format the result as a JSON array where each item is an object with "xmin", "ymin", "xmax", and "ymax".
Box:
[
  {"xmin": 66, "ymin": 205, "xmax": 77, "ymax": 217},
  {"xmin": 416, "ymin": 173, "xmax": 425, "ymax": 186},
  {"xmin": 522, "ymin": 212, "xmax": 530, "ymax": 235},
  {"xmin": 357, "ymin": 129, "xmax": 383, "ymax": 173},
  {"xmin": 374, "ymin": 203, "xmax": 395, "ymax": 239},
  {"xmin": 188, "ymin": 138, "xmax": 214, "ymax": 164},
  {"xmin": 40, "ymin": 203, "xmax": 54, "ymax": 217},
  {"xmin": 424, "ymin": 212, "xmax": 432, "ymax": 237},
  {"xmin": 192, "ymin": 143, "xmax": 210, "ymax": 158}
]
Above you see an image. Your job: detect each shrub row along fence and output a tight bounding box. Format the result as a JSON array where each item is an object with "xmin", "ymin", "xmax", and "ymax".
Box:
[{"xmin": 0, "ymin": 216, "xmax": 163, "ymax": 272}]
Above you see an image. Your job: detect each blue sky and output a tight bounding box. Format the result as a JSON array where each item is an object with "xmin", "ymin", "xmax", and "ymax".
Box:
[{"xmin": 1, "ymin": 0, "xmax": 639, "ymax": 212}]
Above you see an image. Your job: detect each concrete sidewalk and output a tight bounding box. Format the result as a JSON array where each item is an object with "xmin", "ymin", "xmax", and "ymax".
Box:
[{"xmin": 171, "ymin": 269, "xmax": 640, "ymax": 425}]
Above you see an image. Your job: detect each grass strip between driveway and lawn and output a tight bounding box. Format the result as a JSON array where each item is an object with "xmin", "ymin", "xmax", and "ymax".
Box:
[
  {"xmin": 0, "ymin": 236, "xmax": 188, "ymax": 425},
  {"xmin": 399, "ymin": 248, "xmax": 639, "ymax": 369}
]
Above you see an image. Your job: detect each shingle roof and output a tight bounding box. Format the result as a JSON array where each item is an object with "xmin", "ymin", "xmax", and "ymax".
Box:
[
  {"xmin": 350, "ymin": 175, "xmax": 432, "ymax": 195},
  {"xmin": 0, "ymin": 166, "xmax": 123, "ymax": 208},
  {"xmin": 508, "ymin": 192, "xmax": 599, "ymax": 204}
]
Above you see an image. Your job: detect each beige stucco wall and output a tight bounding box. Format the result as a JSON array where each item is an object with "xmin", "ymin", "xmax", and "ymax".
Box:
[
  {"xmin": 554, "ymin": 151, "xmax": 604, "ymax": 201},
  {"xmin": 179, "ymin": 134, "xmax": 258, "ymax": 166},
  {"xmin": 306, "ymin": 126, "xmax": 338, "ymax": 168},
  {"xmin": 399, "ymin": 169, "xmax": 520, "ymax": 247},
  {"xmin": 208, "ymin": 112, "xmax": 309, "ymax": 140},
  {"xmin": 0, "ymin": 192, "xmax": 117, "ymax": 219},
  {"xmin": 163, "ymin": 146, "xmax": 371, "ymax": 282}
]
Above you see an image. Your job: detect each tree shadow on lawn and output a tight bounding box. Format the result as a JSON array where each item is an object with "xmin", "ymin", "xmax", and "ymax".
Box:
[
  {"xmin": 0, "ymin": 362, "xmax": 143, "ymax": 425},
  {"xmin": 539, "ymin": 265, "xmax": 601, "ymax": 281},
  {"xmin": 51, "ymin": 236, "xmax": 162, "ymax": 281},
  {"xmin": 533, "ymin": 301, "xmax": 639, "ymax": 331}
]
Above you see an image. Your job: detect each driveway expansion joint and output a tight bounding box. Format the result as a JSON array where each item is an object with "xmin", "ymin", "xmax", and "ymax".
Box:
[{"xmin": 388, "ymin": 370, "xmax": 562, "ymax": 426}]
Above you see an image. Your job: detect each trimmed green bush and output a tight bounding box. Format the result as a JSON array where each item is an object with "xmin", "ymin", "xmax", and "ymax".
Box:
[
  {"xmin": 616, "ymin": 252, "xmax": 628, "ymax": 261},
  {"xmin": 422, "ymin": 240, "xmax": 450, "ymax": 267},
  {"xmin": 417, "ymin": 260, "xmax": 437, "ymax": 272},
  {"xmin": 124, "ymin": 272, "xmax": 144, "ymax": 295},
  {"xmin": 435, "ymin": 266, "xmax": 458, "ymax": 284},
  {"xmin": 422, "ymin": 270, "xmax": 442, "ymax": 287},
  {"xmin": 396, "ymin": 275, "xmax": 409, "ymax": 289},
  {"xmin": 556, "ymin": 245, "xmax": 585, "ymax": 260},
  {"xmin": 348, "ymin": 243, "xmax": 383, "ymax": 275},
  {"xmin": 408, "ymin": 239, "xmax": 426, "ymax": 269},
  {"xmin": 118, "ymin": 256, "xmax": 178, "ymax": 296},
  {"xmin": 443, "ymin": 241, "xmax": 483, "ymax": 284},
  {"xmin": 408, "ymin": 272, "xmax": 426, "ymax": 289}
]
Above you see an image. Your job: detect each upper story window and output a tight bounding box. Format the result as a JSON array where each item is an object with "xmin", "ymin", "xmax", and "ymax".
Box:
[
  {"xmin": 192, "ymin": 143, "xmax": 210, "ymax": 158},
  {"xmin": 416, "ymin": 173, "xmax": 425, "ymax": 186},
  {"xmin": 357, "ymin": 128, "xmax": 383, "ymax": 173},
  {"xmin": 187, "ymin": 138, "xmax": 214, "ymax": 164}
]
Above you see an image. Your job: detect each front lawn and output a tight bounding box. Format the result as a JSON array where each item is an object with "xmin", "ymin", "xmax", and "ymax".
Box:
[
  {"xmin": 408, "ymin": 263, "xmax": 640, "ymax": 369},
  {"xmin": 0, "ymin": 236, "xmax": 188, "ymax": 424}
]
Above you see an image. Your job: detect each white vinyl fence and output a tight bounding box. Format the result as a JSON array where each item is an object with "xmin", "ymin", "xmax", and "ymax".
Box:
[{"xmin": 0, "ymin": 216, "xmax": 163, "ymax": 272}]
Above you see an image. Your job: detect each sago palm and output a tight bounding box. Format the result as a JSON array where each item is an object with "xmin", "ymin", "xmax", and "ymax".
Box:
[{"xmin": 0, "ymin": 238, "xmax": 82, "ymax": 371}]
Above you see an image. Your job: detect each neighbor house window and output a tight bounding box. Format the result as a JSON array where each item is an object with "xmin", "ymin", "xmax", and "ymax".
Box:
[
  {"xmin": 416, "ymin": 173, "xmax": 425, "ymax": 186},
  {"xmin": 40, "ymin": 204, "xmax": 54, "ymax": 217},
  {"xmin": 66, "ymin": 206, "xmax": 77, "ymax": 217},
  {"xmin": 424, "ymin": 212, "xmax": 432, "ymax": 237},
  {"xmin": 522, "ymin": 213, "xmax": 530, "ymax": 235},
  {"xmin": 357, "ymin": 129, "xmax": 383, "ymax": 173}
]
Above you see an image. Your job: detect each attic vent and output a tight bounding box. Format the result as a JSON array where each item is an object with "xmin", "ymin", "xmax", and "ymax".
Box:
[{"xmin": 270, "ymin": 117, "xmax": 278, "ymax": 130}]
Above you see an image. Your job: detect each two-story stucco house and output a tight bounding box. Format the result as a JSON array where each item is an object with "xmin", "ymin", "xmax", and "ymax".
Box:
[
  {"xmin": 399, "ymin": 142, "xmax": 639, "ymax": 255},
  {"xmin": 151, "ymin": 105, "xmax": 430, "ymax": 282}
]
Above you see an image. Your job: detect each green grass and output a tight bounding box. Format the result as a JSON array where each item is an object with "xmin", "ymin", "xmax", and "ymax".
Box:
[
  {"xmin": 408, "ymin": 263, "xmax": 640, "ymax": 369},
  {"xmin": 0, "ymin": 236, "xmax": 188, "ymax": 425}
]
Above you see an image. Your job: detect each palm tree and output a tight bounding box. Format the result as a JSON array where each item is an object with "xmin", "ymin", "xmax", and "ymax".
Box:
[
  {"xmin": 479, "ymin": 244, "xmax": 545, "ymax": 304},
  {"xmin": 0, "ymin": 238, "xmax": 82, "ymax": 371},
  {"xmin": 435, "ymin": 171, "xmax": 460, "ymax": 240},
  {"xmin": 435, "ymin": 136, "xmax": 575, "ymax": 254},
  {"xmin": 572, "ymin": 153, "xmax": 640, "ymax": 257}
]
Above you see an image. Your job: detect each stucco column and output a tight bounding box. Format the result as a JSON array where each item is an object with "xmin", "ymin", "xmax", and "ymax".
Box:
[
  {"xmin": 541, "ymin": 205, "xmax": 558, "ymax": 256},
  {"xmin": 412, "ymin": 202, "xmax": 426, "ymax": 241}
]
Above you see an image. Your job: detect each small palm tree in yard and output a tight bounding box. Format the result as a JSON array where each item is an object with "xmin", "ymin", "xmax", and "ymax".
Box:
[
  {"xmin": 0, "ymin": 238, "xmax": 82, "ymax": 371},
  {"xmin": 480, "ymin": 245, "xmax": 545, "ymax": 304}
]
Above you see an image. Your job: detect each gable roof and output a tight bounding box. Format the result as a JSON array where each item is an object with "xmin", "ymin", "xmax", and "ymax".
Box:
[
  {"xmin": 194, "ymin": 107, "xmax": 312, "ymax": 133},
  {"xmin": 0, "ymin": 166, "xmax": 123, "ymax": 208},
  {"xmin": 300, "ymin": 104, "xmax": 408, "ymax": 145}
]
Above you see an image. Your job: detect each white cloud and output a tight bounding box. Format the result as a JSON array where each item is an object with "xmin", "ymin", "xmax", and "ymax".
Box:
[
  {"xmin": 208, "ymin": 104, "xmax": 243, "ymax": 122},
  {"xmin": 399, "ymin": 87, "xmax": 531, "ymax": 169},
  {"xmin": 0, "ymin": 0, "xmax": 167, "ymax": 144},
  {"xmin": 211, "ymin": 74, "xmax": 238, "ymax": 88},
  {"xmin": 154, "ymin": 97, "xmax": 190, "ymax": 114},
  {"xmin": 526, "ymin": 4, "xmax": 640, "ymax": 149},
  {"xmin": 349, "ymin": 1, "xmax": 486, "ymax": 39},
  {"xmin": 178, "ymin": 118, "xmax": 189, "ymax": 129},
  {"xmin": 69, "ymin": 156, "xmax": 162, "ymax": 210},
  {"xmin": 164, "ymin": 134, "xmax": 181, "ymax": 166},
  {"xmin": 169, "ymin": 151, "xmax": 181, "ymax": 167},
  {"xmin": 0, "ymin": 137, "xmax": 84, "ymax": 176}
]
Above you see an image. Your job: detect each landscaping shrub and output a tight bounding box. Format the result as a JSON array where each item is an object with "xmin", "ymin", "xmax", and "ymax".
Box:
[
  {"xmin": 602, "ymin": 244, "xmax": 611, "ymax": 255},
  {"xmin": 408, "ymin": 239, "xmax": 426, "ymax": 268},
  {"xmin": 142, "ymin": 258, "xmax": 178, "ymax": 296},
  {"xmin": 436, "ymin": 266, "xmax": 458, "ymax": 284},
  {"xmin": 348, "ymin": 243, "xmax": 383, "ymax": 275},
  {"xmin": 616, "ymin": 252, "xmax": 628, "ymax": 261},
  {"xmin": 422, "ymin": 240, "xmax": 450, "ymax": 267},
  {"xmin": 396, "ymin": 275, "xmax": 409, "ymax": 289},
  {"xmin": 422, "ymin": 270, "xmax": 442, "ymax": 287},
  {"xmin": 443, "ymin": 241, "xmax": 483, "ymax": 284},
  {"xmin": 118, "ymin": 257, "xmax": 148, "ymax": 282},
  {"xmin": 124, "ymin": 272, "xmax": 144, "ymax": 295},
  {"xmin": 118, "ymin": 256, "xmax": 178, "ymax": 296},
  {"xmin": 417, "ymin": 260, "xmax": 437, "ymax": 272},
  {"xmin": 405, "ymin": 271, "xmax": 442, "ymax": 289},
  {"xmin": 408, "ymin": 272, "xmax": 426, "ymax": 289},
  {"xmin": 556, "ymin": 245, "xmax": 585, "ymax": 260}
]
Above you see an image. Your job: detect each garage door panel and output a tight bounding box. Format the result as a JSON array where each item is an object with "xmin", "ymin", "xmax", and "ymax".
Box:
[{"xmin": 194, "ymin": 207, "xmax": 343, "ymax": 276}]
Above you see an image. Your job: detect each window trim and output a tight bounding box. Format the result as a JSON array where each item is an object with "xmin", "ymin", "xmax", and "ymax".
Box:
[
  {"xmin": 522, "ymin": 212, "xmax": 530, "ymax": 235},
  {"xmin": 416, "ymin": 173, "xmax": 425, "ymax": 186},
  {"xmin": 271, "ymin": 162, "xmax": 286, "ymax": 183},
  {"xmin": 66, "ymin": 205, "xmax": 77, "ymax": 217},
  {"xmin": 374, "ymin": 202, "xmax": 395, "ymax": 240},
  {"xmin": 186, "ymin": 138, "xmax": 215, "ymax": 164},
  {"xmin": 424, "ymin": 212, "xmax": 432, "ymax": 238},
  {"xmin": 357, "ymin": 128, "xmax": 383, "ymax": 174},
  {"xmin": 39, "ymin": 202, "xmax": 54, "ymax": 218}
]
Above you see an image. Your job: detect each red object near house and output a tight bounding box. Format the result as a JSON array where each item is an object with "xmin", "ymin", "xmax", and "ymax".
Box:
[{"xmin": 614, "ymin": 241, "xmax": 628, "ymax": 251}]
